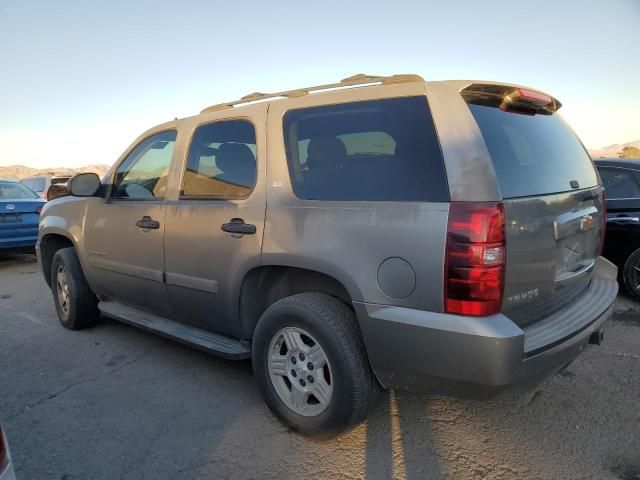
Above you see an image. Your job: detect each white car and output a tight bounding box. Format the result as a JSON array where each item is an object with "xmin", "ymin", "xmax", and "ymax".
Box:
[{"xmin": 0, "ymin": 424, "xmax": 16, "ymax": 480}]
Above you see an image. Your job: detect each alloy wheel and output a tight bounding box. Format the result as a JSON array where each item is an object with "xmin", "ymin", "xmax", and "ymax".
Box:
[
  {"xmin": 56, "ymin": 264, "xmax": 70, "ymax": 317},
  {"xmin": 268, "ymin": 327, "xmax": 333, "ymax": 417}
]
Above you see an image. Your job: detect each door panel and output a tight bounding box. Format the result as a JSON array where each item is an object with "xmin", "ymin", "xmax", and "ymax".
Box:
[
  {"xmin": 164, "ymin": 201, "xmax": 264, "ymax": 336},
  {"xmin": 84, "ymin": 201, "xmax": 174, "ymax": 317},
  {"xmin": 83, "ymin": 130, "xmax": 178, "ymax": 317},
  {"xmin": 606, "ymin": 198, "xmax": 640, "ymax": 221},
  {"xmin": 163, "ymin": 114, "xmax": 267, "ymax": 338}
]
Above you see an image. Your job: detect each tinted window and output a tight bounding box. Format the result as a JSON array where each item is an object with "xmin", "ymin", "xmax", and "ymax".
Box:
[
  {"xmin": 468, "ymin": 104, "xmax": 598, "ymax": 198},
  {"xmin": 0, "ymin": 181, "xmax": 40, "ymax": 199},
  {"xmin": 183, "ymin": 120, "xmax": 256, "ymax": 199},
  {"xmin": 112, "ymin": 131, "xmax": 176, "ymax": 199},
  {"xmin": 598, "ymin": 167, "xmax": 640, "ymax": 199},
  {"xmin": 283, "ymin": 96, "xmax": 448, "ymax": 202}
]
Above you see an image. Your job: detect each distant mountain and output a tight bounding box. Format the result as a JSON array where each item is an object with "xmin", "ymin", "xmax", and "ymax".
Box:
[
  {"xmin": 0, "ymin": 164, "xmax": 110, "ymax": 180},
  {"xmin": 589, "ymin": 140, "xmax": 640, "ymax": 159}
]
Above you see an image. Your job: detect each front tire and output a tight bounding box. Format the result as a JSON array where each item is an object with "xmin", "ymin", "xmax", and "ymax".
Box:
[
  {"xmin": 51, "ymin": 247, "xmax": 99, "ymax": 330},
  {"xmin": 252, "ymin": 292, "xmax": 377, "ymax": 439},
  {"xmin": 623, "ymin": 247, "xmax": 640, "ymax": 301}
]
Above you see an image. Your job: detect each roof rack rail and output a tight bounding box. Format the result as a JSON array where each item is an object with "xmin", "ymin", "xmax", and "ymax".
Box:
[{"xmin": 200, "ymin": 73, "xmax": 425, "ymax": 114}]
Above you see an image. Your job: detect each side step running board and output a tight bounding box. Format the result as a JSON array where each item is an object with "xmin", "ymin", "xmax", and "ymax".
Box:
[{"xmin": 98, "ymin": 301, "xmax": 251, "ymax": 360}]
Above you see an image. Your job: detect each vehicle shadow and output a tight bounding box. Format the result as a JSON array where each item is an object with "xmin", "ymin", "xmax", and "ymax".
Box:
[
  {"xmin": 0, "ymin": 252, "xmax": 37, "ymax": 268},
  {"xmin": 4, "ymin": 291, "xmax": 638, "ymax": 480},
  {"xmin": 365, "ymin": 390, "xmax": 443, "ymax": 480}
]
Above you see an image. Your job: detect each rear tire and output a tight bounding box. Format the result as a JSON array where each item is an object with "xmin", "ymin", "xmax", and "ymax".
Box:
[
  {"xmin": 252, "ymin": 292, "xmax": 378, "ymax": 439},
  {"xmin": 622, "ymin": 247, "xmax": 640, "ymax": 301},
  {"xmin": 51, "ymin": 247, "xmax": 99, "ymax": 330}
]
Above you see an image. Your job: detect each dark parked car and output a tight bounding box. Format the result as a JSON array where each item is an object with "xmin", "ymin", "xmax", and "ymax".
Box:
[
  {"xmin": 0, "ymin": 179, "xmax": 46, "ymax": 253},
  {"xmin": 596, "ymin": 158, "xmax": 640, "ymax": 300}
]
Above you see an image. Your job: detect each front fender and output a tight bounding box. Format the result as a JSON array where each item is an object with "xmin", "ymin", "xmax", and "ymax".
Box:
[{"xmin": 38, "ymin": 196, "xmax": 92, "ymax": 280}]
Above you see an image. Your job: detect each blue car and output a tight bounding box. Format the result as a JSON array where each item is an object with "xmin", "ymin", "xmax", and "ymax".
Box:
[{"xmin": 0, "ymin": 179, "xmax": 46, "ymax": 253}]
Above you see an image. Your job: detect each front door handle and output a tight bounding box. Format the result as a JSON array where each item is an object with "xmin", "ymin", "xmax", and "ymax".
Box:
[
  {"xmin": 607, "ymin": 216, "xmax": 640, "ymax": 224},
  {"xmin": 221, "ymin": 218, "xmax": 256, "ymax": 235},
  {"xmin": 135, "ymin": 216, "xmax": 160, "ymax": 230}
]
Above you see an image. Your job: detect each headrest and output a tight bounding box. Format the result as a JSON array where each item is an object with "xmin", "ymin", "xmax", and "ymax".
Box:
[
  {"xmin": 216, "ymin": 143, "xmax": 255, "ymax": 173},
  {"xmin": 307, "ymin": 137, "xmax": 347, "ymax": 169}
]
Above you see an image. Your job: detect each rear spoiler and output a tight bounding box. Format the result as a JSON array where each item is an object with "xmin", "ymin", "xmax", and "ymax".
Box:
[{"xmin": 461, "ymin": 83, "xmax": 561, "ymax": 115}]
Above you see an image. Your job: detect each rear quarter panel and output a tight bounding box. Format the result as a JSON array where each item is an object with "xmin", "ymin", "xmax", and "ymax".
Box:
[{"xmin": 265, "ymin": 83, "xmax": 449, "ymax": 312}]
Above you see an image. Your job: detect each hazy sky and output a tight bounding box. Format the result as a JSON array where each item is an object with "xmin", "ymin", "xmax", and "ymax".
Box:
[{"xmin": 1, "ymin": 0, "xmax": 638, "ymax": 168}]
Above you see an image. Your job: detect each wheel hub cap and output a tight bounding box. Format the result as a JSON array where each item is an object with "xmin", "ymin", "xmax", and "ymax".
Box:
[
  {"xmin": 56, "ymin": 264, "xmax": 70, "ymax": 317},
  {"xmin": 268, "ymin": 327, "xmax": 333, "ymax": 417}
]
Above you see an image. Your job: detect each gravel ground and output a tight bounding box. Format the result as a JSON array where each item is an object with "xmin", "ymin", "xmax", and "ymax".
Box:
[{"xmin": 0, "ymin": 253, "xmax": 639, "ymax": 480}]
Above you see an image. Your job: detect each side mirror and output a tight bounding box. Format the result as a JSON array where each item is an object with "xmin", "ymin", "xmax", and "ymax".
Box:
[{"xmin": 69, "ymin": 173, "xmax": 101, "ymax": 197}]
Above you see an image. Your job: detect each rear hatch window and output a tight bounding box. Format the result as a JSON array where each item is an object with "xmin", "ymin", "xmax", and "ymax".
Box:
[{"xmin": 467, "ymin": 103, "xmax": 597, "ymax": 198}]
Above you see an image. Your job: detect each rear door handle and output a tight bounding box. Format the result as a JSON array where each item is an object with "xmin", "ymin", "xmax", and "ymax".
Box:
[
  {"xmin": 221, "ymin": 218, "xmax": 256, "ymax": 235},
  {"xmin": 135, "ymin": 216, "xmax": 160, "ymax": 230}
]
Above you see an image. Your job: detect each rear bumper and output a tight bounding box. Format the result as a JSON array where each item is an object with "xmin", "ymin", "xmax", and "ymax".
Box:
[
  {"xmin": 0, "ymin": 235, "xmax": 38, "ymax": 250},
  {"xmin": 0, "ymin": 224, "xmax": 39, "ymax": 250},
  {"xmin": 0, "ymin": 461, "xmax": 16, "ymax": 480},
  {"xmin": 355, "ymin": 257, "xmax": 618, "ymax": 396}
]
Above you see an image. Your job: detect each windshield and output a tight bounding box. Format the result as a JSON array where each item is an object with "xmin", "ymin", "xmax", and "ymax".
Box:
[
  {"xmin": 468, "ymin": 104, "xmax": 598, "ymax": 198},
  {"xmin": 0, "ymin": 181, "xmax": 41, "ymax": 200}
]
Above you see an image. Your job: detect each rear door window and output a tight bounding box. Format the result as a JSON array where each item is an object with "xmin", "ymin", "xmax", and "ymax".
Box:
[
  {"xmin": 598, "ymin": 167, "xmax": 640, "ymax": 199},
  {"xmin": 182, "ymin": 120, "xmax": 257, "ymax": 199},
  {"xmin": 283, "ymin": 96, "xmax": 448, "ymax": 202},
  {"xmin": 468, "ymin": 104, "xmax": 598, "ymax": 198}
]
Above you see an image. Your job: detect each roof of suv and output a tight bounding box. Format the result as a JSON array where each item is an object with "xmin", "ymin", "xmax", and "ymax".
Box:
[
  {"xmin": 196, "ymin": 73, "xmax": 560, "ymax": 117},
  {"xmin": 594, "ymin": 158, "xmax": 640, "ymax": 170}
]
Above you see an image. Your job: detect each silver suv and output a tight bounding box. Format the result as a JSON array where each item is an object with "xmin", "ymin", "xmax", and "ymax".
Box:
[{"xmin": 37, "ymin": 74, "xmax": 618, "ymax": 437}]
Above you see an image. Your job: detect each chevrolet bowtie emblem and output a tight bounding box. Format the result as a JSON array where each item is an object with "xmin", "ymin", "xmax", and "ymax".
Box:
[{"xmin": 580, "ymin": 214, "xmax": 594, "ymax": 231}]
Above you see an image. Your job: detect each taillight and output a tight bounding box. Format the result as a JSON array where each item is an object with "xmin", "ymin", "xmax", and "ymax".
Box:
[
  {"xmin": 36, "ymin": 206, "xmax": 43, "ymax": 214},
  {"xmin": 445, "ymin": 202, "xmax": 506, "ymax": 316},
  {"xmin": 0, "ymin": 425, "xmax": 8, "ymax": 474}
]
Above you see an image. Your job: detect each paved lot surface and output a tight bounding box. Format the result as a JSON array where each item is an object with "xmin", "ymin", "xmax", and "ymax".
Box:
[{"xmin": 1, "ymin": 253, "xmax": 639, "ymax": 480}]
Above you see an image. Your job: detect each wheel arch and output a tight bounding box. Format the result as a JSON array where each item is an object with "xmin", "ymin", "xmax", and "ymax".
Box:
[
  {"xmin": 239, "ymin": 265, "xmax": 355, "ymax": 340},
  {"xmin": 39, "ymin": 232, "xmax": 77, "ymax": 287}
]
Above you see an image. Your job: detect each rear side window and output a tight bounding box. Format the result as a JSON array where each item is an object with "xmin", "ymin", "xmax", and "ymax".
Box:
[
  {"xmin": 182, "ymin": 120, "xmax": 257, "ymax": 199},
  {"xmin": 468, "ymin": 104, "xmax": 598, "ymax": 198},
  {"xmin": 598, "ymin": 167, "xmax": 640, "ymax": 199},
  {"xmin": 283, "ymin": 96, "xmax": 448, "ymax": 202}
]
